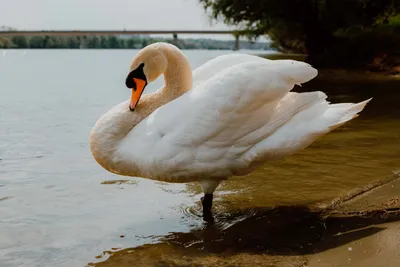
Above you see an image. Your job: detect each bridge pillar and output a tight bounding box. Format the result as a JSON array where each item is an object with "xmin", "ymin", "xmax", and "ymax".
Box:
[
  {"xmin": 172, "ymin": 33, "xmax": 179, "ymax": 47},
  {"xmin": 233, "ymin": 34, "xmax": 240, "ymax": 51}
]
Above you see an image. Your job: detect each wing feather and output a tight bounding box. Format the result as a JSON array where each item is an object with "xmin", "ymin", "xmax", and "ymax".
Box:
[{"xmin": 120, "ymin": 58, "xmax": 320, "ymax": 181}]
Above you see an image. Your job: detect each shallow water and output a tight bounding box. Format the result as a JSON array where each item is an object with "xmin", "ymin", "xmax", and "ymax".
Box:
[{"xmin": 0, "ymin": 49, "xmax": 399, "ymax": 267}]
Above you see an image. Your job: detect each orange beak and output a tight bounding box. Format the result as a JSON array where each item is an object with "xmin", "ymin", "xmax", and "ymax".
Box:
[{"xmin": 130, "ymin": 78, "xmax": 147, "ymax": 111}]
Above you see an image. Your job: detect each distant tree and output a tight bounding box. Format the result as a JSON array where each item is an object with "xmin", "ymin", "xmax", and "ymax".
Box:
[
  {"xmin": 29, "ymin": 36, "xmax": 45, "ymax": 48},
  {"xmin": 50, "ymin": 36, "xmax": 68, "ymax": 48},
  {"xmin": 67, "ymin": 37, "xmax": 80, "ymax": 49},
  {"xmin": 0, "ymin": 37, "xmax": 14, "ymax": 48},
  {"xmin": 141, "ymin": 38, "xmax": 149, "ymax": 48},
  {"xmin": 100, "ymin": 36, "xmax": 109, "ymax": 48},
  {"xmin": 126, "ymin": 38, "xmax": 136, "ymax": 48},
  {"xmin": 119, "ymin": 39, "xmax": 127, "ymax": 49},
  {"xmin": 200, "ymin": 0, "xmax": 400, "ymax": 66},
  {"xmin": 88, "ymin": 36, "xmax": 101, "ymax": 48},
  {"xmin": 11, "ymin": 36, "xmax": 28, "ymax": 48},
  {"xmin": 108, "ymin": 36, "xmax": 122, "ymax": 48},
  {"xmin": 42, "ymin": 36, "xmax": 54, "ymax": 48}
]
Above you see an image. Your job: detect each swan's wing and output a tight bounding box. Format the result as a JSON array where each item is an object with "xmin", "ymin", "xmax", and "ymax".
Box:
[
  {"xmin": 241, "ymin": 94, "xmax": 372, "ymax": 170},
  {"xmin": 119, "ymin": 59, "xmax": 320, "ymax": 182},
  {"xmin": 192, "ymin": 53, "xmax": 266, "ymax": 87}
]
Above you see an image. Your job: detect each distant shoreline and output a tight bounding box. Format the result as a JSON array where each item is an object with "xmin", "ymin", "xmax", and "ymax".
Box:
[
  {"xmin": 0, "ymin": 35, "xmax": 271, "ymax": 51},
  {"xmin": 0, "ymin": 47, "xmax": 272, "ymax": 51}
]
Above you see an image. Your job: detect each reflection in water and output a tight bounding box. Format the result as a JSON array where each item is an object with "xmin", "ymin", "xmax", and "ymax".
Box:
[
  {"xmin": 101, "ymin": 180, "xmax": 139, "ymax": 185},
  {"xmin": 90, "ymin": 206, "xmax": 400, "ymax": 267},
  {"xmin": 0, "ymin": 50, "xmax": 399, "ymax": 267}
]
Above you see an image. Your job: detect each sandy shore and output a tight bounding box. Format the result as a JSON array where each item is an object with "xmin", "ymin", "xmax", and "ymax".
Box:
[{"xmin": 89, "ymin": 177, "xmax": 400, "ymax": 267}]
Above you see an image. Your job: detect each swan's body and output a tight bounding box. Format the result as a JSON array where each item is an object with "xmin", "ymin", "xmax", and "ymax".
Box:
[{"xmin": 90, "ymin": 43, "xmax": 371, "ymax": 214}]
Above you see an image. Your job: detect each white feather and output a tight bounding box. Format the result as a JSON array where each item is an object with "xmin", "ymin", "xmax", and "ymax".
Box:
[{"xmin": 115, "ymin": 54, "xmax": 370, "ymax": 183}]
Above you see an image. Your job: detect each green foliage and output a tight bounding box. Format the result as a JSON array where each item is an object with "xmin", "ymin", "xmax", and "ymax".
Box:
[
  {"xmin": 389, "ymin": 14, "xmax": 400, "ymax": 25},
  {"xmin": 50, "ymin": 37, "xmax": 68, "ymax": 48},
  {"xmin": 100, "ymin": 36, "xmax": 109, "ymax": 48},
  {"xmin": 107, "ymin": 36, "xmax": 122, "ymax": 48},
  {"xmin": 88, "ymin": 36, "xmax": 101, "ymax": 48},
  {"xmin": 200, "ymin": 0, "xmax": 400, "ymax": 66},
  {"xmin": 67, "ymin": 37, "xmax": 80, "ymax": 48},
  {"xmin": 141, "ymin": 38, "xmax": 149, "ymax": 47},
  {"xmin": 29, "ymin": 36, "xmax": 45, "ymax": 48},
  {"xmin": 0, "ymin": 37, "xmax": 14, "ymax": 48},
  {"xmin": 125, "ymin": 38, "xmax": 137, "ymax": 49},
  {"xmin": 11, "ymin": 36, "xmax": 28, "ymax": 48}
]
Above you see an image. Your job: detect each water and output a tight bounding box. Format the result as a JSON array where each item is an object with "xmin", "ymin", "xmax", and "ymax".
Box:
[{"xmin": 0, "ymin": 50, "xmax": 399, "ymax": 267}]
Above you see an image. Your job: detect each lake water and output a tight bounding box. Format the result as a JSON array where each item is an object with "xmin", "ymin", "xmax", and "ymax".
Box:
[{"xmin": 0, "ymin": 49, "xmax": 399, "ymax": 267}]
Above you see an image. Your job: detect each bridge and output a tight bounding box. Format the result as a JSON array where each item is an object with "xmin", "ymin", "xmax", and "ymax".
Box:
[{"xmin": 0, "ymin": 30, "xmax": 252, "ymax": 50}]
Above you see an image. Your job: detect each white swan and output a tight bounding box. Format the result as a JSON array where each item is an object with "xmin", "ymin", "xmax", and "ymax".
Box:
[{"xmin": 90, "ymin": 42, "xmax": 371, "ymax": 215}]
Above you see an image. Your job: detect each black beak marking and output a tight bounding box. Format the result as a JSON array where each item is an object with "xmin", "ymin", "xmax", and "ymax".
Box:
[{"xmin": 125, "ymin": 63, "xmax": 146, "ymax": 90}]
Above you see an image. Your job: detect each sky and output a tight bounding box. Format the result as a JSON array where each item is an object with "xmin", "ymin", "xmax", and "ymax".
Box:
[{"xmin": 0, "ymin": 0, "xmax": 238, "ymax": 39}]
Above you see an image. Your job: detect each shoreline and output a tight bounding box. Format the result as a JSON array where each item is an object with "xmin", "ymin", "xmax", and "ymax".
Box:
[{"xmin": 89, "ymin": 177, "xmax": 400, "ymax": 267}]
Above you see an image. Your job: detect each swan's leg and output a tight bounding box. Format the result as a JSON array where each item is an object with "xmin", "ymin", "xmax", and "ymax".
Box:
[
  {"xmin": 199, "ymin": 179, "xmax": 221, "ymax": 217},
  {"xmin": 201, "ymin": 194, "xmax": 213, "ymax": 212}
]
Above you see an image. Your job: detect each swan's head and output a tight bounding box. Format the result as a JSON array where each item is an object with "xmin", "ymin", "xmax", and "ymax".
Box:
[{"xmin": 125, "ymin": 43, "xmax": 168, "ymax": 111}]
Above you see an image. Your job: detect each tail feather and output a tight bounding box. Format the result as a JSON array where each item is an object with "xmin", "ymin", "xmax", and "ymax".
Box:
[
  {"xmin": 326, "ymin": 98, "xmax": 372, "ymax": 130},
  {"xmin": 241, "ymin": 96, "xmax": 372, "ymax": 166}
]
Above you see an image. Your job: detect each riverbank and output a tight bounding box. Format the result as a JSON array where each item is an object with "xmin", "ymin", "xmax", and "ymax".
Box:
[
  {"xmin": 89, "ymin": 176, "xmax": 400, "ymax": 267},
  {"xmin": 262, "ymin": 52, "xmax": 400, "ymax": 77},
  {"xmin": 366, "ymin": 52, "xmax": 400, "ymax": 75}
]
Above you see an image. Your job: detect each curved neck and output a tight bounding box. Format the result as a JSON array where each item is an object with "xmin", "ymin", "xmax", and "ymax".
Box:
[
  {"xmin": 160, "ymin": 44, "xmax": 192, "ymax": 98},
  {"xmin": 90, "ymin": 44, "xmax": 192, "ymax": 176}
]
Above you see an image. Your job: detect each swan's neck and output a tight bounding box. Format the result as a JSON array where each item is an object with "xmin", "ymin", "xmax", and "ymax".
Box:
[
  {"xmin": 90, "ymin": 45, "xmax": 192, "ymax": 176},
  {"xmin": 162, "ymin": 45, "xmax": 193, "ymax": 97}
]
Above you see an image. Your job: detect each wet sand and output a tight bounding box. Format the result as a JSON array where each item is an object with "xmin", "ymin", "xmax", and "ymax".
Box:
[
  {"xmin": 89, "ymin": 177, "xmax": 400, "ymax": 267},
  {"xmin": 309, "ymin": 177, "xmax": 400, "ymax": 267}
]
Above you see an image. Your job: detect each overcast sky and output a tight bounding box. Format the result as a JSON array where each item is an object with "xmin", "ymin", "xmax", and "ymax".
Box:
[{"xmin": 0, "ymin": 0, "xmax": 230, "ymax": 31}]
